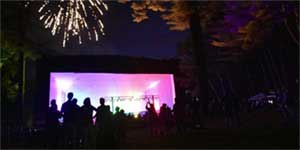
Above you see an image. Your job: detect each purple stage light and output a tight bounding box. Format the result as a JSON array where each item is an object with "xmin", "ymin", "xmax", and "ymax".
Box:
[{"xmin": 49, "ymin": 73, "xmax": 176, "ymax": 115}]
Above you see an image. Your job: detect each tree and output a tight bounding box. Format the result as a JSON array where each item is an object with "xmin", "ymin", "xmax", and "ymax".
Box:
[
  {"xmin": 122, "ymin": 1, "xmax": 299, "ymax": 112},
  {"xmin": 210, "ymin": 1, "xmax": 299, "ymax": 50},
  {"xmin": 1, "ymin": 1, "xmax": 41, "ymax": 125},
  {"xmin": 121, "ymin": 1, "xmax": 226, "ymax": 117}
]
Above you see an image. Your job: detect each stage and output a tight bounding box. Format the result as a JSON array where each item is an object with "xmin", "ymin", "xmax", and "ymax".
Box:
[{"xmin": 50, "ymin": 72, "xmax": 176, "ymax": 115}]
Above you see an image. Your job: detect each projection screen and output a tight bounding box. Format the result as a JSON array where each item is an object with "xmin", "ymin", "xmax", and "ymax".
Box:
[{"xmin": 49, "ymin": 72, "xmax": 176, "ymax": 115}]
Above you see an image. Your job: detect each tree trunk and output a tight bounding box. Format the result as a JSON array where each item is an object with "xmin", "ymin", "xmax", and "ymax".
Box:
[
  {"xmin": 189, "ymin": 9, "xmax": 209, "ymax": 116},
  {"xmin": 17, "ymin": 2, "xmax": 25, "ymax": 126}
]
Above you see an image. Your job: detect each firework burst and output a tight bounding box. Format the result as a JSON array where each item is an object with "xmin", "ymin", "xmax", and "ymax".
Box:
[{"xmin": 26, "ymin": 0, "xmax": 108, "ymax": 47}]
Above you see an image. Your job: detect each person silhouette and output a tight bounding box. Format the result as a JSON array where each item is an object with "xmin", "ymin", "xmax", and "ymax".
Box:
[
  {"xmin": 71, "ymin": 98, "xmax": 80, "ymax": 122},
  {"xmin": 145, "ymin": 101, "xmax": 159, "ymax": 136},
  {"xmin": 115, "ymin": 106, "xmax": 120, "ymax": 114},
  {"xmin": 159, "ymin": 103, "xmax": 168, "ymax": 135},
  {"xmin": 95, "ymin": 98, "xmax": 107, "ymax": 128},
  {"xmin": 71, "ymin": 98, "xmax": 80, "ymax": 148},
  {"xmin": 46, "ymin": 99, "xmax": 62, "ymax": 148},
  {"xmin": 160, "ymin": 103, "xmax": 173, "ymax": 135},
  {"xmin": 61, "ymin": 92, "xmax": 75, "ymax": 147},
  {"xmin": 114, "ymin": 107, "xmax": 126, "ymax": 143},
  {"xmin": 173, "ymin": 99, "xmax": 185, "ymax": 134},
  {"xmin": 80, "ymin": 97, "xmax": 97, "ymax": 148},
  {"xmin": 61, "ymin": 92, "xmax": 74, "ymax": 126},
  {"xmin": 95, "ymin": 97, "xmax": 114, "ymax": 148},
  {"xmin": 113, "ymin": 106, "xmax": 124, "ymax": 135},
  {"xmin": 47, "ymin": 99, "xmax": 62, "ymax": 127}
]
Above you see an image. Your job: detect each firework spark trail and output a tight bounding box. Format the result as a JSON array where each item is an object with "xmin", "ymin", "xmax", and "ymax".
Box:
[{"xmin": 26, "ymin": 0, "xmax": 108, "ymax": 47}]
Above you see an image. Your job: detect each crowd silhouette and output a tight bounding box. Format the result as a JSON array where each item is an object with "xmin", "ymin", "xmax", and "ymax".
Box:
[
  {"xmin": 43, "ymin": 89, "xmax": 295, "ymax": 149},
  {"xmin": 46, "ymin": 92, "xmax": 246, "ymax": 148},
  {"xmin": 2, "ymin": 87, "xmax": 297, "ymax": 149},
  {"xmin": 46, "ymin": 93, "xmax": 124, "ymax": 148}
]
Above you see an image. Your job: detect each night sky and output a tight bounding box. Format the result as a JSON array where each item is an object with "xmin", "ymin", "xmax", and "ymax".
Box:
[{"xmin": 28, "ymin": 1, "xmax": 188, "ymax": 59}]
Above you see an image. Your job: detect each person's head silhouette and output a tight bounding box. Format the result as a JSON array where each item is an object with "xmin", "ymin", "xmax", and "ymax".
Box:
[
  {"xmin": 99, "ymin": 97, "xmax": 105, "ymax": 105},
  {"xmin": 67, "ymin": 92, "xmax": 74, "ymax": 101},
  {"xmin": 105, "ymin": 105, "xmax": 110, "ymax": 112},
  {"xmin": 50, "ymin": 99, "xmax": 56, "ymax": 106},
  {"xmin": 50, "ymin": 99, "xmax": 57, "ymax": 110},
  {"xmin": 84, "ymin": 97, "xmax": 91, "ymax": 106},
  {"xmin": 72, "ymin": 98, "xmax": 78, "ymax": 104},
  {"xmin": 162, "ymin": 103, "xmax": 167, "ymax": 108},
  {"xmin": 115, "ymin": 106, "xmax": 120, "ymax": 113}
]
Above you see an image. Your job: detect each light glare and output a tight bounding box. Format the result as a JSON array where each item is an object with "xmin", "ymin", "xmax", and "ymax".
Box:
[{"xmin": 50, "ymin": 73, "xmax": 176, "ymax": 114}]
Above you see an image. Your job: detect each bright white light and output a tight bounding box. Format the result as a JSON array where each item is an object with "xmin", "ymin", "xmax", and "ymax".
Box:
[
  {"xmin": 55, "ymin": 79, "xmax": 73, "ymax": 90},
  {"xmin": 268, "ymin": 100, "xmax": 273, "ymax": 104},
  {"xmin": 50, "ymin": 73, "xmax": 176, "ymax": 114},
  {"xmin": 148, "ymin": 81, "xmax": 160, "ymax": 89},
  {"xmin": 154, "ymin": 100, "xmax": 160, "ymax": 111},
  {"xmin": 132, "ymin": 92, "xmax": 143, "ymax": 98}
]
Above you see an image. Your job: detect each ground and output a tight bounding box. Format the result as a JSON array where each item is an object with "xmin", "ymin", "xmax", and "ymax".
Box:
[
  {"xmin": 2, "ymin": 106, "xmax": 299, "ymax": 149},
  {"xmin": 123, "ymin": 127, "xmax": 298, "ymax": 149},
  {"xmin": 121, "ymin": 107, "xmax": 299, "ymax": 149}
]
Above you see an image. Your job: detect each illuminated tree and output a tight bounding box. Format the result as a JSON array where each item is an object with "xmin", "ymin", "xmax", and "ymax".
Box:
[
  {"xmin": 210, "ymin": 1, "xmax": 299, "ymax": 50},
  {"xmin": 122, "ymin": 1, "xmax": 299, "ymax": 111},
  {"xmin": 209, "ymin": 1, "xmax": 299, "ymax": 100},
  {"xmin": 124, "ymin": 0, "xmax": 299, "ymax": 59},
  {"xmin": 121, "ymin": 1, "xmax": 226, "ymax": 116}
]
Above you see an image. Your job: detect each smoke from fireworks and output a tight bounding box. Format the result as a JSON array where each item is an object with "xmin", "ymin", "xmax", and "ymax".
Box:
[{"xmin": 25, "ymin": 0, "xmax": 108, "ymax": 47}]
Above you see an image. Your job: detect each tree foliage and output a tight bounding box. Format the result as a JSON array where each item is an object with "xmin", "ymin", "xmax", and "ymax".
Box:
[
  {"xmin": 210, "ymin": 1, "xmax": 299, "ymax": 50},
  {"xmin": 122, "ymin": 1, "xmax": 299, "ymax": 99},
  {"xmin": 1, "ymin": 33, "xmax": 41, "ymax": 103},
  {"xmin": 122, "ymin": 1, "xmax": 299, "ymax": 51},
  {"xmin": 122, "ymin": 1, "xmax": 224, "ymax": 31},
  {"xmin": 1, "ymin": 1, "xmax": 41, "ymax": 102}
]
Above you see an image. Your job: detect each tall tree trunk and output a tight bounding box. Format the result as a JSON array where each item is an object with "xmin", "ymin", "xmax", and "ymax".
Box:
[
  {"xmin": 17, "ymin": 2, "xmax": 25, "ymax": 126},
  {"xmin": 189, "ymin": 7, "xmax": 209, "ymax": 116}
]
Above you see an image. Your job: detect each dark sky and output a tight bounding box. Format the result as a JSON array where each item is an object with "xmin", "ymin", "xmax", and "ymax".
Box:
[
  {"xmin": 104, "ymin": 2, "xmax": 188, "ymax": 59},
  {"xmin": 27, "ymin": 1, "xmax": 188, "ymax": 59}
]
